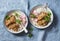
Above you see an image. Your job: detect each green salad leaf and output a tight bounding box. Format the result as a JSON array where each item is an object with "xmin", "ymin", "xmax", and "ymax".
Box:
[
  {"xmin": 44, "ymin": 11, "xmax": 51, "ymax": 22},
  {"xmin": 16, "ymin": 19, "xmax": 22, "ymax": 24},
  {"xmin": 48, "ymin": 11, "xmax": 51, "ymax": 17},
  {"xmin": 14, "ymin": 12, "xmax": 19, "ymax": 17},
  {"xmin": 30, "ymin": 14, "xmax": 36, "ymax": 18},
  {"xmin": 28, "ymin": 33, "xmax": 33, "ymax": 38},
  {"xmin": 27, "ymin": 27, "xmax": 33, "ymax": 38},
  {"xmin": 5, "ymin": 15, "xmax": 10, "ymax": 20},
  {"xmin": 29, "ymin": 27, "xmax": 33, "ymax": 32},
  {"xmin": 44, "ymin": 16, "xmax": 50, "ymax": 22}
]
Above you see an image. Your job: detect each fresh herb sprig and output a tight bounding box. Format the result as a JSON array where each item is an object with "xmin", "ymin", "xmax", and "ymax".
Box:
[
  {"xmin": 27, "ymin": 33, "xmax": 33, "ymax": 38},
  {"xmin": 14, "ymin": 12, "xmax": 19, "ymax": 17},
  {"xmin": 29, "ymin": 27, "xmax": 33, "ymax": 32},
  {"xmin": 30, "ymin": 13, "xmax": 36, "ymax": 18},
  {"xmin": 16, "ymin": 19, "xmax": 22, "ymax": 24},
  {"xmin": 27, "ymin": 27, "xmax": 33, "ymax": 38},
  {"xmin": 5, "ymin": 15, "xmax": 10, "ymax": 20},
  {"xmin": 44, "ymin": 11, "xmax": 51, "ymax": 22},
  {"xmin": 48, "ymin": 11, "xmax": 51, "ymax": 17}
]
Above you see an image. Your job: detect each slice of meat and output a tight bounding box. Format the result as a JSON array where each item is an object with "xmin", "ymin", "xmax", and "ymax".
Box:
[
  {"xmin": 5, "ymin": 15, "xmax": 16, "ymax": 26},
  {"xmin": 5, "ymin": 20, "xmax": 11, "ymax": 26},
  {"xmin": 10, "ymin": 15, "xmax": 16, "ymax": 23},
  {"xmin": 37, "ymin": 19, "xmax": 47, "ymax": 26},
  {"xmin": 8, "ymin": 23, "xmax": 19, "ymax": 31},
  {"xmin": 42, "ymin": 22, "xmax": 48, "ymax": 26},
  {"xmin": 37, "ymin": 12, "xmax": 48, "ymax": 21},
  {"xmin": 37, "ymin": 21, "xmax": 42, "ymax": 26}
]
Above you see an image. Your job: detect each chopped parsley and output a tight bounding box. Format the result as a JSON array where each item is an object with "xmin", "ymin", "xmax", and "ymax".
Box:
[
  {"xmin": 5, "ymin": 15, "xmax": 10, "ymax": 20},
  {"xmin": 44, "ymin": 16, "xmax": 50, "ymax": 22},
  {"xmin": 48, "ymin": 11, "xmax": 51, "ymax": 17},
  {"xmin": 16, "ymin": 19, "xmax": 22, "ymax": 24},
  {"xmin": 44, "ymin": 11, "xmax": 51, "ymax": 22},
  {"xmin": 30, "ymin": 14, "xmax": 36, "ymax": 18},
  {"xmin": 14, "ymin": 12, "xmax": 19, "ymax": 17},
  {"xmin": 28, "ymin": 27, "xmax": 33, "ymax": 32},
  {"xmin": 27, "ymin": 27, "xmax": 33, "ymax": 38},
  {"xmin": 28, "ymin": 33, "xmax": 33, "ymax": 38}
]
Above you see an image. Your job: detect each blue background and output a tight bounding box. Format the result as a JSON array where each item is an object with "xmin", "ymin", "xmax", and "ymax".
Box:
[{"xmin": 0, "ymin": 0, "xmax": 60, "ymax": 41}]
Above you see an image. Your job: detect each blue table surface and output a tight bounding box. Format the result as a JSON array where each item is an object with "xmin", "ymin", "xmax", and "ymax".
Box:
[{"xmin": 0, "ymin": 0, "xmax": 60, "ymax": 41}]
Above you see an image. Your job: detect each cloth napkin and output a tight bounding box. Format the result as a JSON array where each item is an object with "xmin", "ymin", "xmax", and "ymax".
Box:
[{"xmin": 0, "ymin": 0, "xmax": 60, "ymax": 41}]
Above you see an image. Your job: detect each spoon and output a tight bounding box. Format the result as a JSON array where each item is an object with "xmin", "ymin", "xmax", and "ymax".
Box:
[
  {"xmin": 20, "ymin": 24, "xmax": 28, "ymax": 33},
  {"xmin": 42, "ymin": 3, "xmax": 48, "ymax": 10}
]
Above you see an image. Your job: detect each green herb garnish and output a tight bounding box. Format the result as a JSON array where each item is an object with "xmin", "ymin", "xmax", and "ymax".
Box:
[
  {"xmin": 48, "ymin": 11, "xmax": 51, "ymax": 17},
  {"xmin": 29, "ymin": 27, "xmax": 33, "ymax": 32},
  {"xmin": 16, "ymin": 19, "xmax": 22, "ymax": 24},
  {"xmin": 28, "ymin": 33, "xmax": 33, "ymax": 38},
  {"xmin": 27, "ymin": 27, "xmax": 33, "ymax": 38},
  {"xmin": 44, "ymin": 16, "xmax": 50, "ymax": 22},
  {"xmin": 5, "ymin": 15, "xmax": 10, "ymax": 20},
  {"xmin": 44, "ymin": 11, "xmax": 51, "ymax": 22},
  {"xmin": 30, "ymin": 14, "xmax": 36, "ymax": 18},
  {"xmin": 15, "ymin": 12, "xmax": 19, "ymax": 17}
]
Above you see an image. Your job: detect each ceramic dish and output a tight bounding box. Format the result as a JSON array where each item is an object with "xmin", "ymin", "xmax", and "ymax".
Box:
[
  {"xmin": 29, "ymin": 5, "xmax": 53, "ymax": 29},
  {"xmin": 4, "ymin": 10, "xmax": 28, "ymax": 34}
]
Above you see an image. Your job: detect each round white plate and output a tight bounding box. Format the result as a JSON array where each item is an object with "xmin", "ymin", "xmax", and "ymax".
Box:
[
  {"xmin": 29, "ymin": 5, "xmax": 53, "ymax": 29},
  {"xmin": 4, "ymin": 10, "xmax": 28, "ymax": 34}
]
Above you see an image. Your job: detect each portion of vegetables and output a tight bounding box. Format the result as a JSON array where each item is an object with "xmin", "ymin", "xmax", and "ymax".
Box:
[
  {"xmin": 44, "ymin": 11, "xmax": 51, "ymax": 22},
  {"xmin": 48, "ymin": 11, "xmax": 51, "ymax": 17},
  {"xmin": 30, "ymin": 13, "xmax": 36, "ymax": 18},
  {"xmin": 28, "ymin": 33, "xmax": 33, "ymax": 38},
  {"xmin": 5, "ymin": 15, "xmax": 10, "ymax": 20},
  {"xmin": 27, "ymin": 27, "xmax": 33, "ymax": 38},
  {"xmin": 16, "ymin": 19, "xmax": 22, "ymax": 24},
  {"xmin": 15, "ymin": 12, "xmax": 19, "ymax": 17}
]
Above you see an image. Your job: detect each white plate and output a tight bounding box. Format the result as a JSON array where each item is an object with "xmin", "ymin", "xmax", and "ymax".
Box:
[
  {"xmin": 29, "ymin": 5, "xmax": 53, "ymax": 29},
  {"xmin": 4, "ymin": 10, "xmax": 28, "ymax": 34}
]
